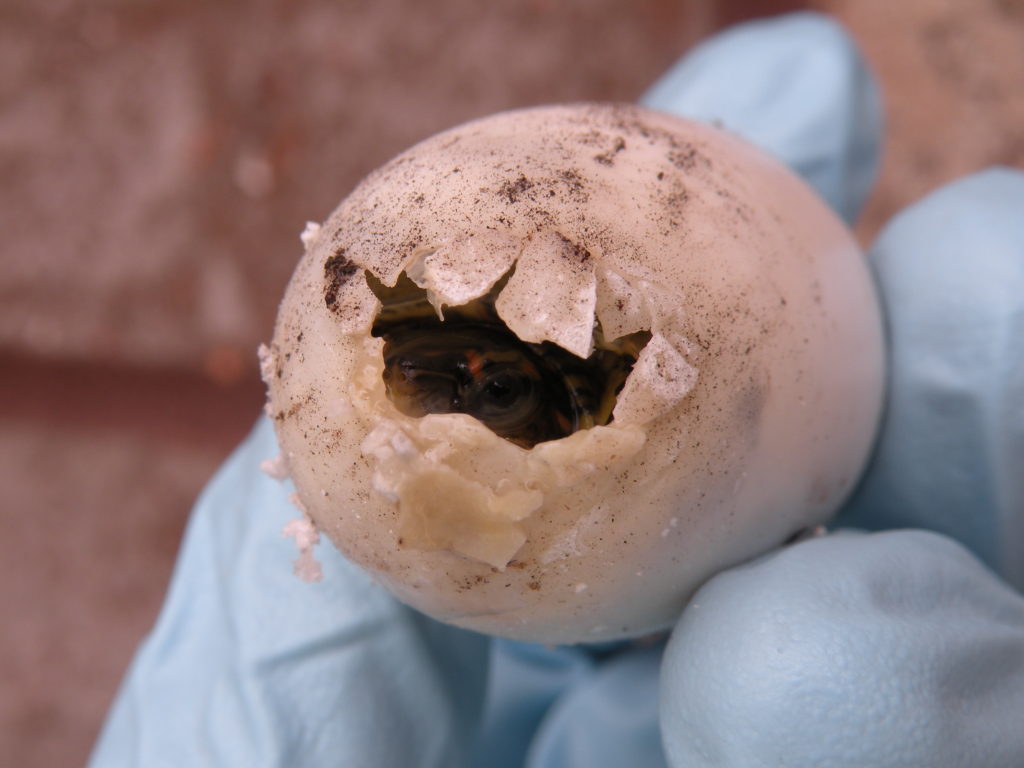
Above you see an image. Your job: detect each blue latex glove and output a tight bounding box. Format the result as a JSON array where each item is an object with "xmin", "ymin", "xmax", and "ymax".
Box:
[
  {"xmin": 89, "ymin": 12, "xmax": 1024, "ymax": 768},
  {"xmin": 655, "ymin": 165, "xmax": 1024, "ymax": 767}
]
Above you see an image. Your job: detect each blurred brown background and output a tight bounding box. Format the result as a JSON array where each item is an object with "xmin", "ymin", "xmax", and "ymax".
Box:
[{"xmin": 2, "ymin": 0, "xmax": 1022, "ymax": 765}]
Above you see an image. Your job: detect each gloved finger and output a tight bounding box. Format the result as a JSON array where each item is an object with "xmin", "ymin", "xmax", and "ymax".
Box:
[
  {"xmin": 526, "ymin": 644, "xmax": 667, "ymax": 768},
  {"xmin": 88, "ymin": 417, "xmax": 488, "ymax": 768},
  {"xmin": 641, "ymin": 11, "xmax": 882, "ymax": 225},
  {"xmin": 469, "ymin": 640, "xmax": 597, "ymax": 768},
  {"xmin": 660, "ymin": 529, "xmax": 1024, "ymax": 768},
  {"xmin": 836, "ymin": 168, "xmax": 1024, "ymax": 592}
]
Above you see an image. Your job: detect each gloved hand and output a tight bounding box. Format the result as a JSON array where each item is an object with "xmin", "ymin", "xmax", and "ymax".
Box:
[{"xmin": 88, "ymin": 12, "xmax": 1024, "ymax": 768}]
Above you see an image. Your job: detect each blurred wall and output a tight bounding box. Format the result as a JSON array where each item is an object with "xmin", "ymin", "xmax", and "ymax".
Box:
[{"xmin": 1, "ymin": 1, "xmax": 1021, "ymax": 766}]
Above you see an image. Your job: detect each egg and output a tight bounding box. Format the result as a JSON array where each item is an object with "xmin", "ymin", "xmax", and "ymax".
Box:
[{"xmin": 263, "ymin": 103, "xmax": 885, "ymax": 644}]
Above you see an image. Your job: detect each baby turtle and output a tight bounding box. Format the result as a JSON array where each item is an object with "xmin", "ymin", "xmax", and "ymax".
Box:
[{"xmin": 369, "ymin": 270, "xmax": 648, "ymax": 448}]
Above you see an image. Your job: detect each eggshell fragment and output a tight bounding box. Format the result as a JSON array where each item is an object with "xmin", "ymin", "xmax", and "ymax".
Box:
[
  {"xmin": 406, "ymin": 229, "xmax": 521, "ymax": 314},
  {"xmin": 494, "ymin": 230, "xmax": 597, "ymax": 358},
  {"xmin": 265, "ymin": 103, "xmax": 885, "ymax": 643}
]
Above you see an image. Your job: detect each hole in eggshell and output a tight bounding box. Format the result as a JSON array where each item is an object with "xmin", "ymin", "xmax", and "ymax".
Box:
[{"xmin": 366, "ymin": 267, "xmax": 651, "ymax": 448}]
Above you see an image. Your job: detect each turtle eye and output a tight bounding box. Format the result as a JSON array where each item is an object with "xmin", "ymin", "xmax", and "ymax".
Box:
[
  {"xmin": 480, "ymin": 369, "xmax": 529, "ymax": 408},
  {"xmin": 468, "ymin": 367, "xmax": 538, "ymax": 424}
]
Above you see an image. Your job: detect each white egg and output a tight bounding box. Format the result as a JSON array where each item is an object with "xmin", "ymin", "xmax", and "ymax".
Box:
[{"xmin": 264, "ymin": 103, "xmax": 884, "ymax": 644}]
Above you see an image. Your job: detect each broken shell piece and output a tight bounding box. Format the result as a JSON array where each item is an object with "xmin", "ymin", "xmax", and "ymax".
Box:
[
  {"xmin": 612, "ymin": 333, "xmax": 698, "ymax": 425},
  {"xmin": 494, "ymin": 231, "xmax": 598, "ymax": 359},
  {"xmin": 299, "ymin": 221, "xmax": 321, "ymax": 249},
  {"xmin": 265, "ymin": 103, "xmax": 884, "ymax": 643},
  {"xmin": 259, "ymin": 454, "xmax": 290, "ymax": 481},
  {"xmin": 406, "ymin": 229, "xmax": 521, "ymax": 313},
  {"xmin": 283, "ymin": 516, "xmax": 323, "ymax": 583}
]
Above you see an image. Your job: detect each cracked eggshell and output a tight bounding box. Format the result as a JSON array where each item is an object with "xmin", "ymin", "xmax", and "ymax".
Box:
[{"xmin": 265, "ymin": 103, "xmax": 885, "ymax": 644}]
